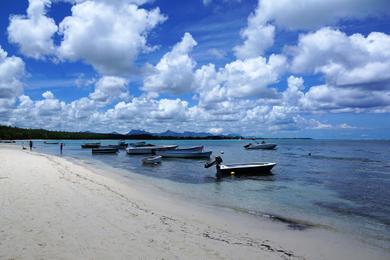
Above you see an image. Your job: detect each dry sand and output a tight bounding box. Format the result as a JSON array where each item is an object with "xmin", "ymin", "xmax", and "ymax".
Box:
[{"xmin": 0, "ymin": 145, "xmax": 388, "ymax": 259}]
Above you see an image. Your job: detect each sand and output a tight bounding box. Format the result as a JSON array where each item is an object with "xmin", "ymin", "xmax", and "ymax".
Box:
[{"xmin": 0, "ymin": 145, "xmax": 388, "ymax": 259}]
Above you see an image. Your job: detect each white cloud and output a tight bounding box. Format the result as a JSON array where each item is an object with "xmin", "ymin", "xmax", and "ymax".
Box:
[
  {"xmin": 234, "ymin": 0, "xmax": 390, "ymax": 59},
  {"xmin": 57, "ymin": 0, "xmax": 166, "ymax": 75},
  {"xmin": 151, "ymin": 99, "xmax": 189, "ymax": 120},
  {"xmin": 255, "ymin": 0, "xmax": 390, "ymax": 30},
  {"xmin": 207, "ymin": 48, "xmax": 226, "ymax": 59},
  {"xmin": 195, "ymin": 54, "xmax": 287, "ymax": 106},
  {"xmin": 286, "ymin": 28, "xmax": 390, "ymax": 111},
  {"xmin": 234, "ymin": 22, "xmax": 275, "ymax": 59},
  {"xmin": 143, "ymin": 33, "xmax": 197, "ymax": 95},
  {"xmin": 89, "ymin": 76, "xmax": 129, "ymax": 104},
  {"xmin": 0, "ymin": 46, "xmax": 25, "ymax": 120},
  {"xmin": 208, "ymin": 127, "xmax": 223, "ymax": 134},
  {"xmin": 8, "ymin": 0, "xmax": 58, "ymax": 59}
]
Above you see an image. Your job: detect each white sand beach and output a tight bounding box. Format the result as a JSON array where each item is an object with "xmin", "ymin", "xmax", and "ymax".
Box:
[{"xmin": 0, "ymin": 145, "xmax": 388, "ymax": 260}]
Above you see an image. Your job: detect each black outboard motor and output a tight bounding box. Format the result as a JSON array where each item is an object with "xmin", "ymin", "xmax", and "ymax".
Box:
[{"xmin": 205, "ymin": 156, "xmax": 223, "ymax": 168}]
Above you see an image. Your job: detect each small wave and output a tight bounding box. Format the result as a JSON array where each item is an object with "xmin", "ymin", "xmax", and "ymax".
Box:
[{"xmin": 309, "ymin": 154, "xmax": 382, "ymax": 163}]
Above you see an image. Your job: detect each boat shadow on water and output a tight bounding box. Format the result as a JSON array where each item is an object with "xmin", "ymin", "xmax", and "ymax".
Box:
[{"xmin": 205, "ymin": 173, "xmax": 276, "ymax": 183}]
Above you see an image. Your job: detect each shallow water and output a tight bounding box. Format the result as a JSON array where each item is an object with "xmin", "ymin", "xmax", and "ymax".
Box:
[{"xmin": 22, "ymin": 139, "xmax": 390, "ymax": 249}]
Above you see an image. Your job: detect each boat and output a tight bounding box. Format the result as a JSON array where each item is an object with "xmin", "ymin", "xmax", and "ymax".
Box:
[
  {"xmin": 44, "ymin": 141, "xmax": 59, "ymax": 144},
  {"xmin": 156, "ymin": 150, "xmax": 212, "ymax": 159},
  {"xmin": 81, "ymin": 143, "xmax": 101, "ymax": 149},
  {"xmin": 126, "ymin": 146, "xmax": 156, "ymax": 154},
  {"xmin": 154, "ymin": 145, "xmax": 178, "ymax": 151},
  {"xmin": 142, "ymin": 155, "xmax": 162, "ymax": 165},
  {"xmin": 244, "ymin": 142, "xmax": 277, "ymax": 150},
  {"xmin": 128, "ymin": 141, "xmax": 154, "ymax": 147},
  {"xmin": 0, "ymin": 140, "xmax": 16, "ymax": 143},
  {"xmin": 174, "ymin": 145, "xmax": 203, "ymax": 152},
  {"xmin": 205, "ymin": 156, "xmax": 276, "ymax": 177},
  {"xmin": 118, "ymin": 141, "xmax": 128, "ymax": 149},
  {"xmin": 126, "ymin": 145, "xmax": 178, "ymax": 155},
  {"xmin": 92, "ymin": 147, "xmax": 119, "ymax": 154}
]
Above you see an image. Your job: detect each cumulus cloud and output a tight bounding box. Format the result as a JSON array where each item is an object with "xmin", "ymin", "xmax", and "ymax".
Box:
[
  {"xmin": 195, "ymin": 54, "xmax": 287, "ymax": 106},
  {"xmin": 234, "ymin": 0, "xmax": 390, "ymax": 59},
  {"xmin": 290, "ymin": 28, "xmax": 390, "ymax": 88},
  {"xmin": 0, "ymin": 46, "xmax": 25, "ymax": 120},
  {"xmin": 255, "ymin": 0, "xmax": 390, "ymax": 30},
  {"xmin": 89, "ymin": 76, "xmax": 129, "ymax": 104},
  {"xmin": 234, "ymin": 20, "xmax": 275, "ymax": 59},
  {"xmin": 57, "ymin": 0, "xmax": 166, "ymax": 76},
  {"xmin": 151, "ymin": 99, "xmax": 189, "ymax": 120},
  {"xmin": 8, "ymin": 0, "xmax": 58, "ymax": 59},
  {"xmin": 143, "ymin": 33, "xmax": 197, "ymax": 95},
  {"xmin": 286, "ymin": 28, "xmax": 390, "ymax": 111}
]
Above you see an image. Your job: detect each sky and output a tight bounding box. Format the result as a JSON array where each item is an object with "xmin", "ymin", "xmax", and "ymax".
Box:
[{"xmin": 0, "ymin": 0, "xmax": 390, "ymax": 139}]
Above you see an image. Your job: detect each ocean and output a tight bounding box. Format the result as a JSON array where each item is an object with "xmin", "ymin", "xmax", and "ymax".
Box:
[{"xmin": 20, "ymin": 139, "xmax": 390, "ymax": 250}]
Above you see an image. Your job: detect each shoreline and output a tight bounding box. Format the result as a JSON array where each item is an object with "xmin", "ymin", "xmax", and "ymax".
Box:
[{"xmin": 0, "ymin": 145, "xmax": 388, "ymax": 259}]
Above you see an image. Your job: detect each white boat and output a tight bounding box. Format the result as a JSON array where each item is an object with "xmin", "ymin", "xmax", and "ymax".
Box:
[
  {"xmin": 205, "ymin": 156, "xmax": 276, "ymax": 177},
  {"xmin": 126, "ymin": 146, "xmax": 155, "ymax": 154},
  {"xmin": 142, "ymin": 155, "xmax": 162, "ymax": 164},
  {"xmin": 154, "ymin": 145, "xmax": 178, "ymax": 151},
  {"xmin": 244, "ymin": 142, "xmax": 277, "ymax": 150},
  {"xmin": 126, "ymin": 145, "xmax": 178, "ymax": 155},
  {"xmin": 156, "ymin": 150, "xmax": 212, "ymax": 159},
  {"xmin": 174, "ymin": 145, "xmax": 203, "ymax": 152}
]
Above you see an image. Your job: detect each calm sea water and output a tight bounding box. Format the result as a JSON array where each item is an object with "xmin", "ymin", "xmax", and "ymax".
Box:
[{"xmin": 22, "ymin": 139, "xmax": 390, "ymax": 249}]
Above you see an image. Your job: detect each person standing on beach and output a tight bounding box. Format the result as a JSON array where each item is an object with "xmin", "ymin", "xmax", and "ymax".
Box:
[
  {"xmin": 60, "ymin": 142, "xmax": 64, "ymax": 154},
  {"xmin": 29, "ymin": 140, "xmax": 33, "ymax": 151}
]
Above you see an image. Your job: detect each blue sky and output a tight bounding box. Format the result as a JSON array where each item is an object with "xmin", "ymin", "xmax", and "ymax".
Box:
[{"xmin": 0, "ymin": 0, "xmax": 390, "ymax": 139}]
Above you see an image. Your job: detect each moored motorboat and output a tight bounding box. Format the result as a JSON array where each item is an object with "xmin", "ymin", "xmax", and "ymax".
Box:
[
  {"xmin": 126, "ymin": 145, "xmax": 178, "ymax": 155},
  {"xmin": 44, "ymin": 141, "xmax": 59, "ymax": 144},
  {"xmin": 129, "ymin": 141, "xmax": 154, "ymax": 147},
  {"xmin": 174, "ymin": 145, "xmax": 203, "ymax": 152},
  {"xmin": 156, "ymin": 150, "xmax": 212, "ymax": 159},
  {"xmin": 142, "ymin": 155, "xmax": 162, "ymax": 165},
  {"xmin": 0, "ymin": 140, "xmax": 15, "ymax": 143},
  {"xmin": 244, "ymin": 142, "xmax": 277, "ymax": 150},
  {"xmin": 81, "ymin": 142, "xmax": 101, "ymax": 149},
  {"xmin": 92, "ymin": 147, "xmax": 119, "ymax": 154},
  {"xmin": 126, "ymin": 146, "xmax": 156, "ymax": 154},
  {"xmin": 118, "ymin": 140, "xmax": 128, "ymax": 149},
  {"xmin": 205, "ymin": 156, "xmax": 276, "ymax": 177}
]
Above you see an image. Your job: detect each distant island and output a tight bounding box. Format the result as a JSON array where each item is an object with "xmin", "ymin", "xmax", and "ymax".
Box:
[
  {"xmin": 0, "ymin": 125, "xmax": 312, "ymax": 140},
  {"xmin": 0, "ymin": 125, "xmax": 241, "ymax": 140}
]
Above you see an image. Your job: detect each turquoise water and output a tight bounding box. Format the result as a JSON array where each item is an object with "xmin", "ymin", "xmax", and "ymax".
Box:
[{"xmin": 22, "ymin": 139, "xmax": 390, "ymax": 249}]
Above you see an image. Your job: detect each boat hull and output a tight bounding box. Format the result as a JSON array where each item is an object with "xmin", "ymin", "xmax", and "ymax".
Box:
[
  {"xmin": 81, "ymin": 143, "xmax": 101, "ymax": 149},
  {"xmin": 174, "ymin": 145, "xmax": 203, "ymax": 152},
  {"xmin": 126, "ymin": 147, "xmax": 155, "ymax": 154},
  {"xmin": 217, "ymin": 163, "xmax": 275, "ymax": 177},
  {"xmin": 142, "ymin": 155, "xmax": 162, "ymax": 164},
  {"xmin": 156, "ymin": 150, "xmax": 212, "ymax": 159},
  {"xmin": 126, "ymin": 145, "xmax": 178, "ymax": 155},
  {"xmin": 92, "ymin": 148, "xmax": 118, "ymax": 154},
  {"xmin": 245, "ymin": 143, "xmax": 277, "ymax": 150}
]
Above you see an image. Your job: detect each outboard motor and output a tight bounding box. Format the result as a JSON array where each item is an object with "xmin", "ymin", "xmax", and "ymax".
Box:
[{"xmin": 205, "ymin": 156, "xmax": 223, "ymax": 168}]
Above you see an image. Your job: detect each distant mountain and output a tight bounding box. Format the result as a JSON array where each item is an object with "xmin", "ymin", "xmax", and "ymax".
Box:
[
  {"xmin": 156, "ymin": 130, "xmax": 213, "ymax": 137},
  {"xmin": 127, "ymin": 129, "xmax": 151, "ymax": 135},
  {"xmin": 127, "ymin": 129, "xmax": 218, "ymax": 137}
]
